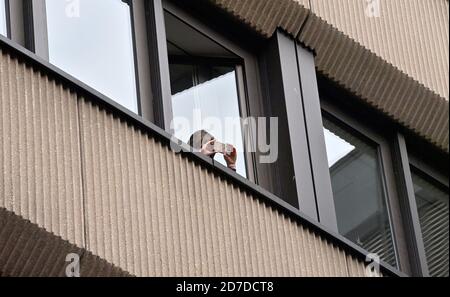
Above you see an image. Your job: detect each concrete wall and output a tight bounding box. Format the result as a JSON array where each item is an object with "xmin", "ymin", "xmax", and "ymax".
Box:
[
  {"xmin": 0, "ymin": 47, "xmax": 377, "ymax": 277},
  {"xmin": 305, "ymin": 0, "xmax": 449, "ymax": 100}
]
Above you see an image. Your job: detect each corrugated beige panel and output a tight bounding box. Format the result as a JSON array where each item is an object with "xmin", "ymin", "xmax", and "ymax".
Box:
[
  {"xmin": 79, "ymin": 99, "xmax": 370, "ymax": 277},
  {"xmin": 310, "ymin": 0, "xmax": 449, "ymax": 100},
  {"xmin": 0, "ymin": 207, "xmax": 131, "ymax": 277},
  {"xmin": 346, "ymin": 254, "xmax": 367, "ymax": 277},
  {"xmin": 0, "ymin": 45, "xmax": 378, "ymax": 277},
  {"xmin": 347, "ymin": 253, "xmax": 388, "ymax": 277},
  {"xmin": 0, "ymin": 49, "xmax": 85, "ymax": 246},
  {"xmin": 209, "ymin": 0, "xmax": 449, "ymax": 152},
  {"xmin": 345, "ymin": 254, "xmax": 386, "ymax": 277},
  {"xmin": 299, "ymin": 12, "xmax": 449, "ymax": 151},
  {"xmin": 212, "ymin": 0, "xmax": 310, "ymax": 37}
]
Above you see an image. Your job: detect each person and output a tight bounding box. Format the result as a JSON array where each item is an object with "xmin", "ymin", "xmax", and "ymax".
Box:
[{"xmin": 188, "ymin": 130, "xmax": 237, "ymax": 171}]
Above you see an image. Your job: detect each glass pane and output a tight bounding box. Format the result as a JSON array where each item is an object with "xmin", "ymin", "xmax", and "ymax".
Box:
[
  {"xmin": 165, "ymin": 11, "xmax": 247, "ymax": 177},
  {"xmin": 323, "ymin": 116, "xmax": 397, "ymax": 267},
  {"xmin": 46, "ymin": 0, "xmax": 138, "ymax": 112},
  {"xmin": 170, "ymin": 63, "xmax": 247, "ymax": 177},
  {"xmin": 0, "ymin": 0, "xmax": 7, "ymax": 36},
  {"xmin": 411, "ymin": 170, "xmax": 449, "ymax": 277}
]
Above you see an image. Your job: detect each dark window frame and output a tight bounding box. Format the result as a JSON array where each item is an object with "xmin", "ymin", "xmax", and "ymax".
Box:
[
  {"xmin": 391, "ymin": 133, "xmax": 430, "ymax": 276},
  {"xmin": 21, "ymin": 0, "xmax": 148, "ymax": 117},
  {"xmin": 409, "ymin": 154, "xmax": 449, "ymax": 189},
  {"xmin": 166, "ymin": 52, "xmax": 256, "ymax": 180},
  {"xmin": 317, "ymin": 76, "xmax": 449, "ymax": 276},
  {"xmin": 8, "ymin": 0, "xmax": 446, "ymax": 277},
  {"xmin": 16, "ymin": 0, "xmax": 289, "ymax": 196},
  {"xmin": 409, "ymin": 165, "xmax": 449, "ymax": 277},
  {"xmin": 261, "ymin": 31, "xmax": 338, "ymax": 225},
  {"xmin": 1, "ymin": 0, "xmax": 10, "ymax": 37},
  {"xmin": 320, "ymin": 99, "xmax": 403, "ymax": 270},
  {"xmin": 157, "ymin": 0, "xmax": 264, "ymax": 183},
  {"xmin": 6, "ymin": 0, "xmax": 26, "ymax": 47},
  {"xmin": 394, "ymin": 132, "xmax": 449, "ymax": 276}
]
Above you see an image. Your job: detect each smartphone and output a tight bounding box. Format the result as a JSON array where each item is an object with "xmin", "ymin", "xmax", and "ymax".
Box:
[{"xmin": 213, "ymin": 141, "xmax": 234, "ymax": 155}]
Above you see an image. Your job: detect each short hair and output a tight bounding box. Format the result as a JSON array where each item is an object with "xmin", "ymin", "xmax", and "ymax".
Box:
[{"xmin": 188, "ymin": 130, "xmax": 215, "ymax": 150}]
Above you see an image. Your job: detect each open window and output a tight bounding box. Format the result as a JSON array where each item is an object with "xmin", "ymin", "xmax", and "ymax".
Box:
[
  {"xmin": 165, "ymin": 10, "xmax": 248, "ymax": 177},
  {"xmin": 154, "ymin": 1, "xmax": 264, "ymax": 181},
  {"xmin": 150, "ymin": 1, "xmax": 312, "ymax": 210}
]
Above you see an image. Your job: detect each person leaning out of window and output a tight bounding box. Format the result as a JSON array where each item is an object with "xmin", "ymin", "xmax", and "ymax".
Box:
[{"xmin": 188, "ymin": 130, "xmax": 237, "ymax": 171}]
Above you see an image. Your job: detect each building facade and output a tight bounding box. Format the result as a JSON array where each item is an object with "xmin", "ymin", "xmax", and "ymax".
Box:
[{"xmin": 0, "ymin": 0, "xmax": 448, "ymax": 277}]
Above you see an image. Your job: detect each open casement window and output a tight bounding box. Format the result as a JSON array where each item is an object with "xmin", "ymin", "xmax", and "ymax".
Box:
[
  {"xmin": 410, "ymin": 166, "xmax": 449, "ymax": 277},
  {"xmin": 322, "ymin": 112, "xmax": 398, "ymax": 267},
  {"xmin": 155, "ymin": 1, "xmax": 316, "ymax": 211},
  {"xmin": 159, "ymin": 2, "xmax": 261, "ymax": 181},
  {"xmin": 0, "ymin": 0, "xmax": 7, "ymax": 37},
  {"xmin": 165, "ymin": 10, "xmax": 248, "ymax": 177}
]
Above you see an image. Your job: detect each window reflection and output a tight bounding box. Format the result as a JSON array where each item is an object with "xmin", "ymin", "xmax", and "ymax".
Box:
[
  {"xmin": 0, "ymin": 0, "xmax": 7, "ymax": 36},
  {"xmin": 165, "ymin": 11, "xmax": 247, "ymax": 177},
  {"xmin": 323, "ymin": 115, "xmax": 397, "ymax": 267},
  {"xmin": 411, "ymin": 170, "xmax": 449, "ymax": 277},
  {"xmin": 169, "ymin": 61, "xmax": 247, "ymax": 177},
  {"xmin": 46, "ymin": 0, "xmax": 138, "ymax": 112}
]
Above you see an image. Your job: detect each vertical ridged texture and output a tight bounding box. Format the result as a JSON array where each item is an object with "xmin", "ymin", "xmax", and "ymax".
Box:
[
  {"xmin": 0, "ymin": 49, "xmax": 85, "ymax": 247},
  {"xmin": 309, "ymin": 0, "xmax": 449, "ymax": 101},
  {"xmin": 212, "ymin": 0, "xmax": 310, "ymax": 37},
  {"xmin": 209, "ymin": 0, "xmax": 449, "ymax": 152},
  {"xmin": 0, "ymin": 207, "xmax": 131, "ymax": 277},
  {"xmin": 299, "ymin": 12, "xmax": 449, "ymax": 152},
  {"xmin": 79, "ymin": 98, "xmax": 371, "ymax": 277},
  {"xmin": 0, "ymin": 44, "xmax": 378, "ymax": 276}
]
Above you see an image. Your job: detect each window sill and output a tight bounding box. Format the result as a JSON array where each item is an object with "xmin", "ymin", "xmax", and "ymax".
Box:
[{"xmin": 0, "ymin": 34, "xmax": 406, "ymax": 277}]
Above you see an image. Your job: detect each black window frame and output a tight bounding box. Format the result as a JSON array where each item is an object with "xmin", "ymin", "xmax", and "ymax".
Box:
[
  {"xmin": 1, "ymin": 0, "xmax": 30, "ymax": 48},
  {"xmin": 394, "ymin": 132, "xmax": 449, "ymax": 277},
  {"xmin": 20, "ymin": 0, "xmax": 147, "ymax": 117},
  {"xmin": 154, "ymin": 2, "xmax": 323, "ymax": 209},
  {"xmin": 320, "ymin": 97, "xmax": 402, "ymax": 270},
  {"xmin": 165, "ymin": 44, "xmax": 256, "ymax": 180},
  {"xmin": 16, "ymin": 0, "xmax": 297, "ymax": 199},
  {"xmin": 317, "ymin": 75, "xmax": 449, "ymax": 276},
  {"xmin": 154, "ymin": 0, "xmax": 266, "ymax": 183},
  {"xmin": 6, "ymin": 0, "xmax": 447, "ymax": 277},
  {"xmin": 0, "ymin": 0, "xmax": 10, "ymax": 38}
]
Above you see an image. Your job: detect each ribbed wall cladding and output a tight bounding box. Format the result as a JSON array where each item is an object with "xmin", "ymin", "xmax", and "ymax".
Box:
[
  {"xmin": 0, "ymin": 207, "xmax": 131, "ymax": 277},
  {"xmin": 0, "ymin": 50, "xmax": 85, "ymax": 247},
  {"xmin": 299, "ymin": 13, "xmax": 449, "ymax": 152},
  {"xmin": 209, "ymin": 0, "xmax": 449, "ymax": 152},
  {"xmin": 79, "ymin": 98, "xmax": 371, "ymax": 277},
  {"xmin": 0, "ymin": 44, "xmax": 380, "ymax": 276},
  {"xmin": 309, "ymin": 0, "xmax": 449, "ymax": 101},
  {"xmin": 212, "ymin": 0, "xmax": 310, "ymax": 37}
]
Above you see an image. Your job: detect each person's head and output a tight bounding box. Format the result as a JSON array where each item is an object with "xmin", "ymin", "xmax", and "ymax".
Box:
[{"xmin": 188, "ymin": 130, "xmax": 215, "ymax": 151}]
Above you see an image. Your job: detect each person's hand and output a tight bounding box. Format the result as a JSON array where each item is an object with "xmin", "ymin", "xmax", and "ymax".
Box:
[
  {"xmin": 224, "ymin": 146, "xmax": 237, "ymax": 171},
  {"xmin": 200, "ymin": 139, "xmax": 216, "ymax": 157}
]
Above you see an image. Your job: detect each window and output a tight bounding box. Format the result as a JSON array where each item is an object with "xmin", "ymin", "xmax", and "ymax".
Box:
[
  {"xmin": 411, "ymin": 169, "xmax": 449, "ymax": 277},
  {"xmin": 0, "ymin": 0, "xmax": 7, "ymax": 36},
  {"xmin": 45, "ymin": 0, "xmax": 138, "ymax": 112},
  {"xmin": 323, "ymin": 114, "xmax": 397, "ymax": 267},
  {"xmin": 165, "ymin": 10, "xmax": 248, "ymax": 177}
]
